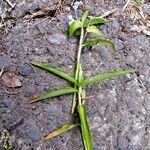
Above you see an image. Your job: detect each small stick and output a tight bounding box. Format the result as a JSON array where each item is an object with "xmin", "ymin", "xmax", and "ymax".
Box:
[
  {"xmin": 4, "ymin": 0, "xmax": 15, "ymax": 8},
  {"xmin": 89, "ymin": 8, "xmax": 118, "ymax": 19},
  {"xmin": 123, "ymin": 0, "xmax": 131, "ymax": 11},
  {"xmin": 0, "ymin": 66, "xmax": 5, "ymax": 77}
]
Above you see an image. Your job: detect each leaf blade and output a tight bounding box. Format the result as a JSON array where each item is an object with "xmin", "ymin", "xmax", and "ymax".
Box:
[
  {"xmin": 38, "ymin": 124, "xmax": 80, "ymax": 143},
  {"xmin": 84, "ymin": 18, "xmax": 107, "ymax": 26},
  {"xmin": 86, "ymin": 25, "xmax": 103, "ymax": 37},
  {"xmin": 31, "ymin": 87, "xmax": 78, "ymax": 103},
  {"xmin": 69, "ymin": 20, "xmax": 81, "ymax": 38},
  {"xmin": 81, "ymin": 10, "xmax": 89, "ymax": 25},
  {"xmin": 82, "ymin": 38, "xmax": 116, "ymax": 52},
  {"xmin": 80, "ymin": 70, "xmax": 138, "ymax": 87},
  {"xmin": 29, "ymin": 62, "xmax": 77, "ymax": 85}
]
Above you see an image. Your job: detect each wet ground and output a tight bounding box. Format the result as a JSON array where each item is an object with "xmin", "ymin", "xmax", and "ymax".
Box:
[{"xmin": 0, "ymin": 0, "xmax": 150, "ymax": 149}]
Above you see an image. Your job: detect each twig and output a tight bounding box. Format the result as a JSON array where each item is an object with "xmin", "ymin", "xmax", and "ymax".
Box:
[
  {"xmin": 4, "ymin": 0, "xmax": 15, "ymax": 8},
  {"xmin": 123, "ymin": 0, "xmax": 131, "ymax": 11},
  {"xmin": 0, "ymin": 66, "xmax": 5, "ymax": 77},
  {"xmin": 89, "ymin": 8, "xmax": 118, "ymax": 19}
]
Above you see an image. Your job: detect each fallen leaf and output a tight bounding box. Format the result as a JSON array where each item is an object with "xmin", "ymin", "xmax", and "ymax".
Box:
[{"xmin": 2, "ymin": 72, "xmax": 22, "ymax": 88}]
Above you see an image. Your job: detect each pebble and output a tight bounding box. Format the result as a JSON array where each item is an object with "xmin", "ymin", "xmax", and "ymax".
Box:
[
  {"xmin": 114, "ymin": 39, "xmax": 125, "ymax": 50},
  {"xmin": 0, "ymin": 56, "xmax": 11, "ymax": 70},
  {"xmin": 69, "ymin": 37, "xmax": 78, "ymax": 44},
  {"xmin": 25, "ymin": 123, "xmax": 42, "ymax": 142},
  {"xmin": 127, "ymin": 101, "xmax": 137, "ymax": 114},
  {"xmin": 125, "ymin": 55, "xmax": 135, "ymax": 66},
  {"xmin": 99, "ymin": 50, "xmax": 109, "ymax": 60},
  {"xmin": 112, "ymin": 20, "xmax": 120, "ymax": 29},
  {"xmin": 117, "ymin": 135, "xmax": 128, "ymax": 150},
  {"xmin": 128, "ymin": 145, "xmax": 138, "ymax": 150},
  {"xmin": 132, "ymin": 35, "xmax": 145, "ymax": 46},
  {"xmin": 7, "ymin": 119, "xmax": 24, "ymax": 133},
  {"xmin": 143, "ymin": 4, "xmax": 150, "ymax": 15},
  {"xmin": 48, "ymin": 33, "xmax": 66, "ymax": 45},
  {"xmin": 19, "ymin": 63, "xmax": 33, "ymax": 76}
]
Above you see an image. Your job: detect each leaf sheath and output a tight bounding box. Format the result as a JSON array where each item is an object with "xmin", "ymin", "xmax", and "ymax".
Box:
[{"xmin": 78, "ymin": 105, "xmax": 92, "ymax": 150}]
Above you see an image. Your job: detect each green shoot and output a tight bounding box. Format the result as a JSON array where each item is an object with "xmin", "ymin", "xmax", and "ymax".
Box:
[{"xmin": 30, "ymin": 10, "xmax": 138, "ymax": 150}]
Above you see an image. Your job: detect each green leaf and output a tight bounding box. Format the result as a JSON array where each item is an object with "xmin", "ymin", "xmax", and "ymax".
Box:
[
  {"xmin": 78, "ymin": 105, "xmax": 93, "ymax": 150},
  {"xmin": 82, "ymin": 38, "xmax": 116, "ymax": 52},
  {"xmin": 134, "ymin": 0, "xmax": 142, "ymax": 7},
  {"xmin": 80, "ymin": 70, "xmax": 138, "ymax": 87},
  {"xmin": 86, "ymin": 25, "xmax": 103, "ymax": 37},
  {"xmin": 81, "ymin": 10, "xmax": 89, "ymax": 25},
  {"xmin": 69, "ymin": 20, "xmax": 81, "ymax": 38},
  {"xmin": 84, "ymin": 18, "xmax": 107, "ymax": 26},
  {"xmin": 38, "ymin": 124, "xmax": 80, "ymax": 143},
  {"xmin": 31, "ymin": 87, "xmax": 78, "ymax": 103},
  {"xmin": 29, "ymin": 62, "xmax": 77, "ymax": 85}
]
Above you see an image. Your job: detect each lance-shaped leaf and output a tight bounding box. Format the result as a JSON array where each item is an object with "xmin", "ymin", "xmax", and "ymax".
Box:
[
  {"xmin": 78, "ymin": 105, "xmax": 93, "ymax": 150},
  {"xmin": 80, "ymin": 70, "xmax": 138, "ymax": 87},
  {"xmin": 81, "ymin": 10, "xmax": 89, "ymax": 25},
  {"xmin": 86, "ymin": 25, "xmax": 103, "ymax": 37},
  {"xmin": 82, "ymin": 38, "xmax": 115, "ymax": 52},
  {"xmin": 69, "ymin": 20, "xmax": 81, "ymax": 38},
  {"xmin": 38, "ymin": 124, "xmax": 80, "ymax": 143},
  {"xmin": 31, "ymin": 87, "xmax": 78, "ymax": 103},
  {"xmin": 84, "ymin": 18, "xmax": 107, "ymax": 26},
  {"xmin": 29, "ymin": 62, "xmax": 77, "ymax": 85}
]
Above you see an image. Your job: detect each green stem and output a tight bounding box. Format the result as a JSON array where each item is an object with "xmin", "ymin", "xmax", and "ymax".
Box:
[{"xmin": 72, "ymin": 27, "xmax": 84, "ymax": 113}]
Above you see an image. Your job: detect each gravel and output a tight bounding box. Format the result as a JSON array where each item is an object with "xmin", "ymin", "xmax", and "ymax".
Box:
[
  {"xmin": 19, "ymin": 63, "xmax": 33, "ymax": 76},
  {"xmin": 25, "ymin": 122, "xmax": 42, "ymax": 142},
  {"xmin": 117, "ymin": 135, "xmax": 128, "ymax": 150},
  {"xmin": 114, "ymin": 39, "xmax": 125, "ymax": 50},
  {"xmin": 48, "ymin": 33, "xmax": 66, "ymax": 45},
  {"xmin": 125, "ymin": 55, "xmax": 135, "ymax": 66}
]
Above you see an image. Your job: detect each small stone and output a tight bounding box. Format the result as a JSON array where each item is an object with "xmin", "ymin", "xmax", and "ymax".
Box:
[
  {"xmin": 99, "ymin": 50, "xmax": 109, "ymax": 60},
  {"xmin": 116, "ymin": 0, "xmax": 124, "ymax": 4},
  {"xmin": 48, "ymin": 33, "xmax": 66, "ymax": 45},
  {"xmin": 125, "ymin": 55, "xmax": 135, "ymax": 66},
  {"xmin": 143, "ymin": 4, "xmax": 150, "ymax": 15},
  {"xmin": 25, "ymin": 123, "xmax": 42, "ymax": 142},
  {"xmin": 7, "ymin": 119, "xmax": 24, "ymax": 133},
  {"xmin": 112, "ymin": 20, "xmax": 120, "ymax": 29},
  {"xmin": 117, "ymin": 135, "xmax": 128, "ymax": 150},
  {"xmin": 19, "ymin": 63, "xmax": 33, "ymax": 76},
  {"xmin": 128, "ymin": 145, "xmax": 138, "ymax": 150},
  {"xmin": 114, "ymin": 39, "xmax": 125, "ymax": 50},
  {"xmin": 69, "ymin": 37, "xmax": 78, "ymax": 44},
  {"xmin": 0, "ymin": 56, "xmax": 11, "ymax": 70},
  {"xmin": 47, "ymin": 48, "xmax": 55, "ymax": 56},
  {"xmin": 127, "ymin": 101, "xmax": 137, "ymax": 114},
  {"xmin": 132, "ymin": 35, "xmax": 145, "ymax": 46}
]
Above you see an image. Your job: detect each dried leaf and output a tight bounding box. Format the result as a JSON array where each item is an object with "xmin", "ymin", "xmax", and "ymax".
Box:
[
  {"xmin": 38, "ymin": 124, "xmax": 79, "ymax": 143},
  {"xmin": 2, "ymin": 72, "xmax": 21, "ymax": 88}
]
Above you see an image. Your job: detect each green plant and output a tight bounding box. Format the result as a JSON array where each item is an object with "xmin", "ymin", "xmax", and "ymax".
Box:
[
  {"xmin": 30, "ymin": 10, "xmax": 137, "ymax": 150},
  {"xmin": 1, "ymin": 129, "xmax": 12, "ymax": 150}
]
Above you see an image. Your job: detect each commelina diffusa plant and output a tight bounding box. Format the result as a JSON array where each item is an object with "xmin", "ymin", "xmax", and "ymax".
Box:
[{"xmin": 30, "ymin": 10, "xmax": 137, "ymax": 150}]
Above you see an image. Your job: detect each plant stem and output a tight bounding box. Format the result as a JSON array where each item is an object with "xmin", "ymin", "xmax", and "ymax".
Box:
[
  {"xmin": 77, "ymin": 27, "xmax": 84, "ymax": 63},
  {"xmin": 72, "ymin": 27, "xmax": 84, "ymax": 112}
]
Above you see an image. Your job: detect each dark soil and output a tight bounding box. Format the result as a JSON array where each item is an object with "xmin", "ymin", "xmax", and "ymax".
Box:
[{"xmin": 0, "ymin": 0, "xmax": 150, "ymax": 150}]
